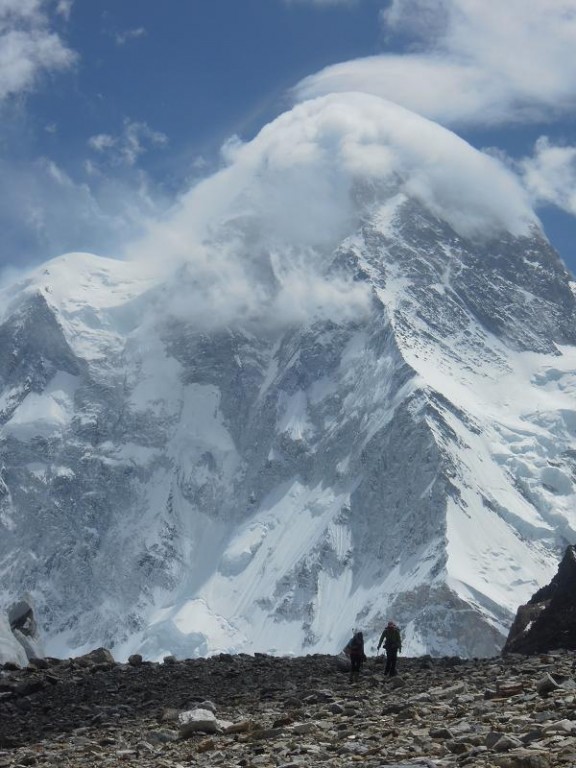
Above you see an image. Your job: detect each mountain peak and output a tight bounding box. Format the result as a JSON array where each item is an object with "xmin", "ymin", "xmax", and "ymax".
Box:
[{"xmin": 0, "ymin": 98, "xmax": 575, "ymax": 661}]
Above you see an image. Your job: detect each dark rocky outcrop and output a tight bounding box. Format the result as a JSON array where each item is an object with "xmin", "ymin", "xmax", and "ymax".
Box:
[{"xmin": 503, "ymin": 545, "xmax": 576, "ymax": 655}]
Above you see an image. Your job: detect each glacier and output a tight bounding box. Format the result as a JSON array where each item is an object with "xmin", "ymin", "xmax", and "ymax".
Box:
[{"xmin": 0, "ymin": 94, "xmax": 575, "ymax": 661}]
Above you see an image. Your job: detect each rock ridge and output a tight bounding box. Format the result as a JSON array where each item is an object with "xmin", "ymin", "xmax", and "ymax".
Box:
[{"xmin": 504, "ymin": 545, "xmax": 576, "ymax": 655}]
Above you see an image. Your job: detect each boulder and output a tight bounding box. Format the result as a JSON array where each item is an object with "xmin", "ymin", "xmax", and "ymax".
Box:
[
  {"xmin": 178, "ymin": 708, "xmax": 220, "ymax": 737},
  {"xmin": 75, "ymin": 647, "xmax": 115, "ymax": 667}
]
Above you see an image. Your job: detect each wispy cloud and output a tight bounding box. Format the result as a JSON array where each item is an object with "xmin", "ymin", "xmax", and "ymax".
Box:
[
  {"xmin": 296, "ymin": 0, "xmax": 576, "ymax": 128},
  {"xmin": 88, "ymin": 119, "xmax": 167, "ymax": 167},
  {"xmin": 518, "ymin": 138, "xmax": 576, "ymax": 216},
  {"xmin": 0, "ymin": 150, "xmax": 171, "ymax": 268},
  {"xmin": 0, "ymin": 0, "xmax": 76, "ymax": 101},
  {"xmin": 55, "ymin": 0, "xmax": 74, "ymax": 21},
  {"xmin": 115, "ymin": 27, "xmax": 147, "ymax": 46}
]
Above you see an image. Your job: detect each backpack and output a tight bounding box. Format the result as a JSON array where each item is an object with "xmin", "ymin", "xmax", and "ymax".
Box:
[
  {"xmin": 385, "ymin": 626, "xmax": 401, "ymax": 648},
  {"xmin": 350, "ymin": 634, "xmax": 362, "ymax": 651},
  {"xmin": 347, "ymin": 632, "xmax": 363, "ymax": 655}
]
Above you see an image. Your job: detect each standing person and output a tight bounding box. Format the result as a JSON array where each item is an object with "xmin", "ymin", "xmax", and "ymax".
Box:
[
  {"xmin": 344, "ymin": 630, "xmax": 367, "ymax": 683},
  {"xmin": 377, "ymin": 621, "xmax": 402, "ymax": 677}
]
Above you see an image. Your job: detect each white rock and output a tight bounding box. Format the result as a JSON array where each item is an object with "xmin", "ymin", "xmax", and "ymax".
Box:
[
  {"xmin": 543, "ymin": 719, "xmax": 575, "ymax": 734},
  {"xmin": 178, "ymin": 708, "xmax": 220, "ymax": 737},
  {"xmin": 0, "ymin": 613, "xmax": 28, "ymax": 666}
]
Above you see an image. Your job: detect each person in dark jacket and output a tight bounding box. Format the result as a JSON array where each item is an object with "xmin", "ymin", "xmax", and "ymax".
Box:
[
  {"xmin": 377, "ymin": 621, "xmax": 402, "ymax": 676},
  {"xmin": 344, "ymin": 630, "xmax": 367, "ymax": 683}
]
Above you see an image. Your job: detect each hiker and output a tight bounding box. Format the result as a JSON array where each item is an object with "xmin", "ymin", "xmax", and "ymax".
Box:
[
  {"xmin": 343, "ymin": 630, "xmax": 367, "ymax": 682},
  {"xmin": 377, "ymin": 621, "xmax": 402, "ymax": 676}
]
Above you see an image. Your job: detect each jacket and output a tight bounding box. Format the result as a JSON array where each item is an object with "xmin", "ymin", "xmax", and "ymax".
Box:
[{"xmin": 378, "ymin": 625, "xmax": 401, "ymax": 651}]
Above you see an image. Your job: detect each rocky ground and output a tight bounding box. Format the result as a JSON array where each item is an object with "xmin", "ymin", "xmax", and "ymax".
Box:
[{"xmin": 1, "ymin": 649, "xmax": 576, "ymax": 768}]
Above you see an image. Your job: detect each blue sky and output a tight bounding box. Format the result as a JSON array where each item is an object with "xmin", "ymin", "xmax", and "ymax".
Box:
[{"xmin": 1, "ymin": 0, "xmax": 576, "ymax": 276}]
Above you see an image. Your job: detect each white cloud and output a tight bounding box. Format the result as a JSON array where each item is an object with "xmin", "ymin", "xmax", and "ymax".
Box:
[
  {"xmin": 55, "ymin": 0, "xmax": 73, "ymax": 20},
  {"xmin": 296, "ymin": 0, "xmax": 576, "ymax": 127},
  {"xmin": 88, "ymin": 133, "xmax": 116, "ymax": 153},
  {"xmin": 88, "ymin": 119, "xmax": 167, "ymax": 167},
  {"xmin": 0, "ymin": 0, "xmax": 75, "ymax": 100},
  {"xmin": 126, "ymin": 93, "xmax": 536, "ymax": 330},
  {"xmin": 115, "ymin": 27, "xmax": 146, "ymax": 46},
  {"xmin": 160, "ymin": 243, "xmax": 372, "ymax": 331},
  {"xmin": 519, "ymin": 137, "xmax": 576, "ymax": 215}
]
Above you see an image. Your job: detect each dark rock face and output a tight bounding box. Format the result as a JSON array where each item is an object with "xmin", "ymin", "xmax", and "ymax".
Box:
[
  {"xmin": 0, "ymin": 293, "xmax": 81, "ymax": 400},
  {"xmin": 503, "ymin": 545, "xmax": 576, "ymax": 654}
]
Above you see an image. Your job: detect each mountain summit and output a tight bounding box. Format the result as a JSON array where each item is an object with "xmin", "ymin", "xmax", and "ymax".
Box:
[{"xmin": 0, "ymin": 95, "xmax": 575, "ymax": 660}]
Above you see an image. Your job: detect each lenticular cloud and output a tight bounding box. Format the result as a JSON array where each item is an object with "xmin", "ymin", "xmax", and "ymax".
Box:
[
  {"xmin": 296, "ymin": 0, "xmax": 576, "ymax": 128},
  {"xmin": 128, "ymin": 93, "xmax": 538, "ymax": 328}
]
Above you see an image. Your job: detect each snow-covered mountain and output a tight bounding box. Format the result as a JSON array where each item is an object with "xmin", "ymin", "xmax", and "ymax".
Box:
[{"xmin": 0, "ymin": 94, "xmax": 575, "ymax": 660}]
